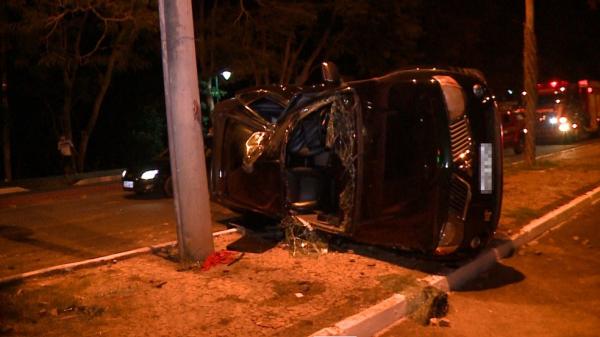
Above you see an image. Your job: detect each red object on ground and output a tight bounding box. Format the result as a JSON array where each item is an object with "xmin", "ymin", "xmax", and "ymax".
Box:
[{"xmin": 200, "ymin": 250, "xmax": 238, "ymax": 271}]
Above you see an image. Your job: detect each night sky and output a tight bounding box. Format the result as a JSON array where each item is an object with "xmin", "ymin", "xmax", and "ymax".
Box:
[{"xmin": 418, "ymin": 0, "xmax": 600, "ymax": 91}]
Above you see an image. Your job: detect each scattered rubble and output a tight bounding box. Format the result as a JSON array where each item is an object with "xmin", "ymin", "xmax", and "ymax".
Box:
[
  {"xmin": 429, "ymin": 317, "xmax": 451, "ymax": 327},
  {"xmin": 280, "ymin": 216, "xmax": 329, "ymax": 256}
]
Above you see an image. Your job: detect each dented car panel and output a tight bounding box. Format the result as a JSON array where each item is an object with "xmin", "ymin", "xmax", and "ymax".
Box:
[{"xmin": 211, "ymin": 67, "xmax": 502, "ymax": 255}]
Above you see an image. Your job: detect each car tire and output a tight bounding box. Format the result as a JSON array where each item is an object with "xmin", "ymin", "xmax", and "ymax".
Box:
[
  {"xmin": 513, "ymin": 135, "xmax": 524, "ymax": 154},
  {"xmin": 163, "ymin": 176, "xmax": 173, "ymax": 197}
]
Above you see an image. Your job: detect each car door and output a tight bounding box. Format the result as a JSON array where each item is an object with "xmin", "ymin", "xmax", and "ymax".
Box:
[{"xmin": 210, "ymin": 90, "xmax": 288, "ymax": 215}]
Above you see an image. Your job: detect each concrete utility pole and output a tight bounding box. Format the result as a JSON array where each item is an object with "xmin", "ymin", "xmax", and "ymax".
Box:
[
  {"xmin": 523, "ymin": 0, "xmax": 538, "ymax": 166},
  {"xmin": 158, "ymin": 0, "xmax": 214, "ymax": 262}
]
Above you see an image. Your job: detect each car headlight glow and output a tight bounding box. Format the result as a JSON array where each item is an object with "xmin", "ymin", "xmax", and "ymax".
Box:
[
  {"xmin": 549, "ymin": 117, "xmax": 558, "ymax": 124},
  {"xmin": 558, "ymin": 123, "xmax": 570, "ymax": 132},
  {"xmin": 559, "ymin": 117, "xmax": 568, "ymax": 124},
  {"xmin": 122, "ymin": 170, "xmax": 127, "ymax": 178},
  {"xmin": 141, "ymin": 169, "xmax": 159, "ymax": 180}
]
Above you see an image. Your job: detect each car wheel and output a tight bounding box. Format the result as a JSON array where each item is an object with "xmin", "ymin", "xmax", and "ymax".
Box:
[
  {"xmin": 513, "ymin": 135, "xmax": 524, "ymax": 154},
  {"xmin": 163, "ymin": 176, "xmax": 173, "ymax": 197}
]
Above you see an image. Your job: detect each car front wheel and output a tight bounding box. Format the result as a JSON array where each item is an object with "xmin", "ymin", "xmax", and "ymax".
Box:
[{"xmin": 163, "ymin": 176, "xmax": 173, "ymax": 197}]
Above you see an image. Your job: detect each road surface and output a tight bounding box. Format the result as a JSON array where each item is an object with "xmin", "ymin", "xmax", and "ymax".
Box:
[
  {"xmin": 383, "ymin": 196, "xmax": 600, "ymax": 337},
  {"xmin": 0, "ymin": 184, "xmax": 233, "ymax": 277}
]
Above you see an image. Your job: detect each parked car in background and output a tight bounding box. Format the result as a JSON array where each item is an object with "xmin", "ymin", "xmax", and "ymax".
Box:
[
  {"xmin": 122, "ymin": 150, "xmax": 173, "ymax": 197},
  {"xmin": 210, "ymin": 62, "xmax": 503, "ymax": 256},
  {"xmin": 498, "ymin": 104, "xmax": 526, "ymax": 154}
]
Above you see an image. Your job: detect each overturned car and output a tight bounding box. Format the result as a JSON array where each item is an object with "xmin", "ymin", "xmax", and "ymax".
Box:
[{"xmin": 210, "ymin": 63, "xmax": 502, "ymax": 255}]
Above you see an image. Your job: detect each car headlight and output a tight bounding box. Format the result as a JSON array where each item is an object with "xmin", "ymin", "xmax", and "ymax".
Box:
[
  {"xmin": 559, "ymin": 117, "xmax": 568, "ymax": 124},
  {"xmin": 558, "ymin": 123, "xmax": 570, "ymax": 132},
  {"xmin": 141, "ymin": 169, "xmax": 159, "ymax": 180},
  {"xmin": 549, "ymin": 117, "xmax": 558, "ymax": 124},
  {"xmin": 122, "ymin": 169, "xmax": 127, "ymax": 178}
]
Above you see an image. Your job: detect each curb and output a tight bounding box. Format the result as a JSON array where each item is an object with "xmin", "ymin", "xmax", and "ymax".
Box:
[
  {"xmin": 0, "ymin": 187, "xmax": 29, "ymax": 196},
  {"xmin": 0, "ymin": 228, "xmax": 241, "ymax": 287},
  {"xmin": 312, "ymin": 184, "xmax": 600, "ymax": 337},
  {"xmin": 74, "ymin": 175, "xmax": 121, "ymax": 186}
]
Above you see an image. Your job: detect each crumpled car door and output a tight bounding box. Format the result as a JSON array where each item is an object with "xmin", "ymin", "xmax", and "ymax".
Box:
[{"xmin": 210, "ymin": 93, "xmax": 286, "ymax": 215}]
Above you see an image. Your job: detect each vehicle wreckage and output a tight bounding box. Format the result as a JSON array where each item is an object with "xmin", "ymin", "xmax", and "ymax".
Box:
[{"xmin": 210, "ymin": 62, "xmax": 502, "ymax": 255}]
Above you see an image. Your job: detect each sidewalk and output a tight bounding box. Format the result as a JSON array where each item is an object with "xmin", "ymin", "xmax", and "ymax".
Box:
[
  {"xmin": 1, "ymin": 142, "xmax": 600, "ymax": 337},
  {"xmin": 0, "ymin": 169, "xmax": 122, "ymax": 195}
]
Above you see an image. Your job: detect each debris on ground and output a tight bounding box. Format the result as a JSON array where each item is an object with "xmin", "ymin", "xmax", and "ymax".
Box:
[
  {"xmin": 408, "ymin": 286, "xmax": 449, "ymax": 325},
  {"xmin": 280, "ymin": 216, "xmax": 329, "ymax": 256},
  {"xmin": 429, "ymin": 317, "xmax": 451, "ymax": 327},
  {"xmin": 149, "ymin": 280, "xmax": 167, "ymax": 288},
  {"xmin": 200, "ymin": 250, "xmax": 242, "ymax": 271},
  {"xmin": 572, "ymin": 235, "xmax": 580, "ymax": 241}
]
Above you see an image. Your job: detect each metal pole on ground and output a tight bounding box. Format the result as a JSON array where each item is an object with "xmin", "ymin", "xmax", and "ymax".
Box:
[{"xmin": 158, "ymin": 0, "xmax": 214, "ymax": 263}]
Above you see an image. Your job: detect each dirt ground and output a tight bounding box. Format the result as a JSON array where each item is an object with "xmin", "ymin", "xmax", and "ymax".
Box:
[
  {"xmin": 1, "ymin": 142, "xmax": 600, "ymax": 337},
  {"xmin": 0, "ymin": 232, "xmax": 446, "ymax": 337}
]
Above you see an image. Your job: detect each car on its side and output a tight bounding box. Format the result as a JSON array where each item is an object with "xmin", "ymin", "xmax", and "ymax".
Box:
[
  {"xmin": 210, "ymin": 62, "xmax": 503, "ymax": 256},
  {"xmin": 121, "ymin": 150, "xmax": 173, "ymax": 197}
]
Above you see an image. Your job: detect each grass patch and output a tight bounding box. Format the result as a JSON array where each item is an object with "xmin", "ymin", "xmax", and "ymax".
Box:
[
  {"xmin": 503, "ymin": 207, "xmax": 540, "ymax": 225},
  {"xmin": 521, "ymin": 160, "xmax": 560, "ymax": 171},
  {"xmin": 377, "ymin": 274, "xmax": 418, "ymax": 293},
  {"xmin": 0, "ymin": 276, "xmax": 97, "ymax": 326}
]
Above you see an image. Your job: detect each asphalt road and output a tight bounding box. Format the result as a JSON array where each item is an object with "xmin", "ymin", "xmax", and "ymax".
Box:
[
  {"xmin": 0, "ymin": 184, "xmax": 233, "ymax": 278},
  {"xmin": 384, "ymin": 197, "xmax": 600, "ymax": 337}
]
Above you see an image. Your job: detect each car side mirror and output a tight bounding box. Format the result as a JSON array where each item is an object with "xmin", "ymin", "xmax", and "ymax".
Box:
[{"xmin": 321, "ymin": 61, "xmax": 341, "ymax": 85}]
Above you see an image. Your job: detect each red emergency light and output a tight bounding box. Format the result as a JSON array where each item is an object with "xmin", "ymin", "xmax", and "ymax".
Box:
[{"xmin": 539, "ymin": 80, "xmax": 568, "ymax": 89}]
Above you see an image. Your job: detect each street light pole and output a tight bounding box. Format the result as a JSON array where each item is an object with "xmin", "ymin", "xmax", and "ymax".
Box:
[
  {"xmin": 158, "ymin": 0, "xmax": 214, "ymax": 263},
  {"xmin": 523, "ymin": 0, "xmax": 538, "ymax": 166}
]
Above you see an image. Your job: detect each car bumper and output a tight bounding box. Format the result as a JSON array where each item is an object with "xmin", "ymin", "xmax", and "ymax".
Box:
[
  {"xmin": 536, "ymin": 125, "xmax": 579, "ymax": 143},
  {"xmin": 122, "ymin": 178, "xmax": 160, "ymax": 194}
]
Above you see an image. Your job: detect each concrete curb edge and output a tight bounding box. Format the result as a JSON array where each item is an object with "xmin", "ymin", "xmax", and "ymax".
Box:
[
  {"xmin": 0, "ymin": 187, "xmax": 29, "ymax": 195},
  {"xmin": 312, "ymin": 184, "xmax": 600, "ymax": 337},
  {"xmin": 74, "ymin": 175, "xmax": 122, "ymax": 186},
  {"xmin": 0, "ymin": 228, "xmax": 241, "ymax": 287}
]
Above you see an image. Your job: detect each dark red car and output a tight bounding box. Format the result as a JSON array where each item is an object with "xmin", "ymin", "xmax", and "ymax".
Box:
[{"xmin": 500, "ymin": 108, "xmax": 526, "ymax": 154}]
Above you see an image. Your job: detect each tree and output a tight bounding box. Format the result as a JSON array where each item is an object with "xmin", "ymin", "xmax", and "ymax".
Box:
[
  {"xmin": 193, "ymin": 0, "xmax": 420, "ymax": 88},
  {"xmin": 523, "ymin": 0, "xmax": 537, "ymax": 166},
  {"xmin": 0, "ymin": 1, "xmax": 20, "ymax": 182},
  {"xmin": 24, "ymin": 0, "xmax": 158, "ymax": 172}
]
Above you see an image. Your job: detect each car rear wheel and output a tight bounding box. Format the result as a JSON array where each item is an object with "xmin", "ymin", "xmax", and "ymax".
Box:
[
  {"xmin": 513, "ymin": 135, "xmax": 524, "ymax": 154},
  {"xmin": 163, "ymin": 176, "xmax": 173, "ymax": 197}
]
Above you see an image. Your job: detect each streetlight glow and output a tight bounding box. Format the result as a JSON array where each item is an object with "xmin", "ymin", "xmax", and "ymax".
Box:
[{"xmin": 221, "ymin": 70, "xmax": 232, "ymax": 80}]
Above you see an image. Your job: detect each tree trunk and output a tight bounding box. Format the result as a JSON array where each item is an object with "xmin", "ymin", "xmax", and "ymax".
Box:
[
  {"xmin": 61, "ymin": 63, "xmax": 77, "ymax": 174},
  {"xmin": 205, "ymin": 79, "xmax": 214, "ymax": 113},
  {"xmin": 279, "ymin": 34, "xmax": 292, "ymax": 84},
  {"xmin": 77, "ymin": 29, "xmax": 127, "ymax": 171},
  {"xmin": 1, "ymin": 29, "xmax": 11, "ymax": 182},
  {"xmin": 523, "ymin": 0, "xmax": 538, "ymax": 166},
  {"xmin": 295, "ymin": 25, "xmax": 332, "ymax": 85}
]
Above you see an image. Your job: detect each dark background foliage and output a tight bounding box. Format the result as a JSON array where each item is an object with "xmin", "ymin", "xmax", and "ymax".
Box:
[{"xmin": 1, "ymin": 0, "xmax": 598, "ymax": 179}]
